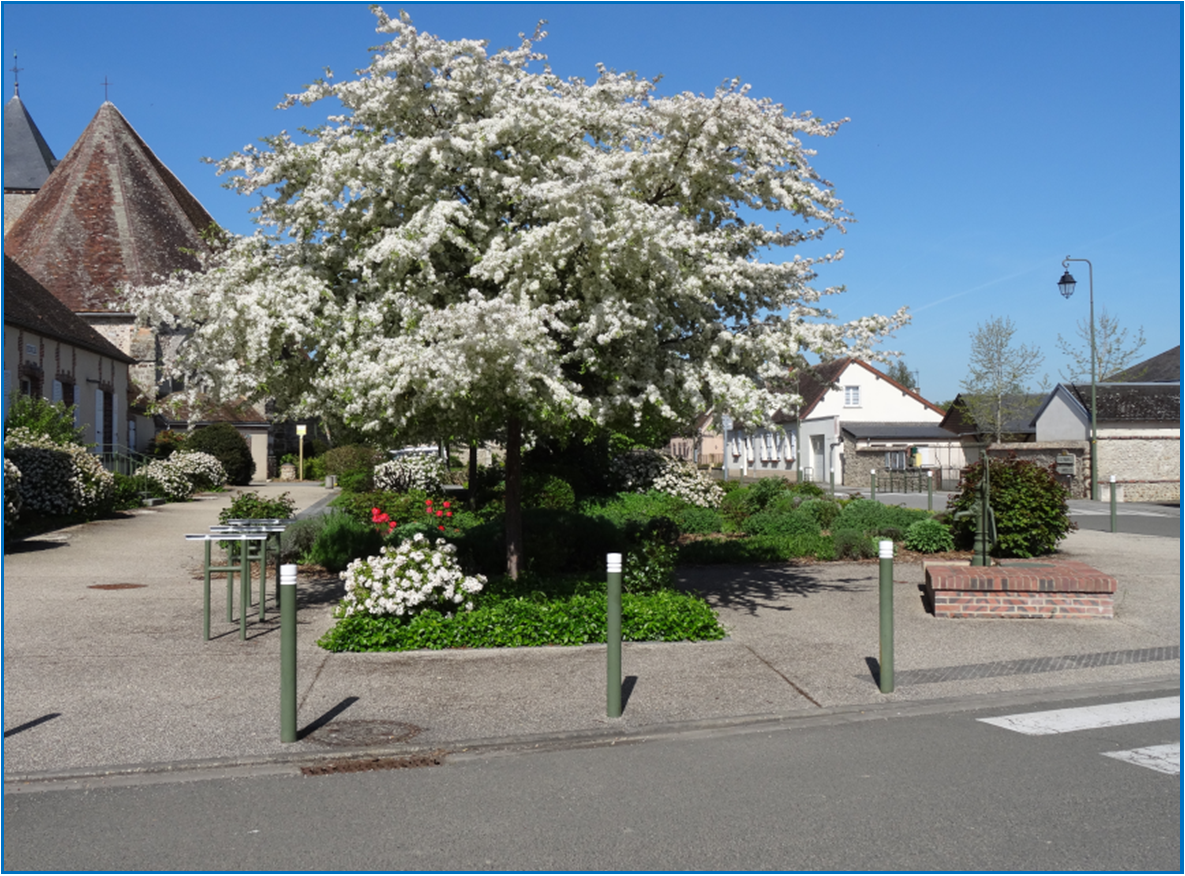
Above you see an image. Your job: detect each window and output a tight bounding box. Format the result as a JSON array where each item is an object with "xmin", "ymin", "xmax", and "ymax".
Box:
[{"xmin": 844, "ymin": 385, "xmax": 861, "ymax": 407}]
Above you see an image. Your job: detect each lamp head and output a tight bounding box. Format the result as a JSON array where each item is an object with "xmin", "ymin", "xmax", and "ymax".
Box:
[{"xmin": 1058, "ymin": 269, "xmax": 1076, "ymax": 299}]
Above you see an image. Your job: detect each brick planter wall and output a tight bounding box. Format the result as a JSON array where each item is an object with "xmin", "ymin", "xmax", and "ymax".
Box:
[{"xmin": 924, "ymin": 559, "xmax": 1117, "ymax": 619}]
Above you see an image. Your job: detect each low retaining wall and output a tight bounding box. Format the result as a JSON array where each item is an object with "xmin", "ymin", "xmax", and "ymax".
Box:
[{"xmin": 924, "ymin": 559, "xmax": 1117, "ymax": 619}]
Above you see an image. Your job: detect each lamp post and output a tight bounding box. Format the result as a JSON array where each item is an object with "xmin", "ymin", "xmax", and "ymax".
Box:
[{"xmin": 1057, "ymin": 257, "xmax": 1098, "ymax": 500}]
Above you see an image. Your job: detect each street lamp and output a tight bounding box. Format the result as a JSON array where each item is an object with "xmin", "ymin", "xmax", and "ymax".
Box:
[{"xmin": 1058, "ymin": 256, "xmax": 1098, "ymax": 501}]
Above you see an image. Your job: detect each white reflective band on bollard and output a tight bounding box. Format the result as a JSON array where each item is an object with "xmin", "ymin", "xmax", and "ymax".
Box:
[
  {"xmin": 607, "ymin": 553, "xmax": 622, "ymax": 573},
  {"xmin": 879, "ymin": 540, "xmax": 894, "ymax": 559},
  {"xmin": 281, "ymin": 564, "xmax": 298, "ymax": 586}
]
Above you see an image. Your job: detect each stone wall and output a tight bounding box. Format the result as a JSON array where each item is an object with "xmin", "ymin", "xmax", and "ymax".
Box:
[
  {"xmin": 1097, "ymin": 435, "xmax": 1180, "ymax": 503},
  {"xmin": 982, "ymin": 441, "xmax": 1089, "ymax": 499}
]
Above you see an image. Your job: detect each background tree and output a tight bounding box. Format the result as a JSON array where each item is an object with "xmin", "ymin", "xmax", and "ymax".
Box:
[
  {"xmin": 1056, "ymin": 307, "xmax": 1147, "ymax": 382},
  {"xmin": 958, "ymin": 315, "xmax": 1047, "ymax": 444},
  {"xmin": 127, "ymin": 9, "xmax": 907, "ymax": 577},
  {"xmin": 884, "ymin": 360, "xmax": 918, "ymax": 391}
]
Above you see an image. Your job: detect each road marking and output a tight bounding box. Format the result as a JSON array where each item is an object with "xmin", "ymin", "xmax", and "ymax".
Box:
[
  {"xmin": 978, "ymin": 696, "xmax": 1180, "ymax": 735},
  {"xmin": 1102, "ymin": 744, "xmax": 1181, "ymax": 775}
]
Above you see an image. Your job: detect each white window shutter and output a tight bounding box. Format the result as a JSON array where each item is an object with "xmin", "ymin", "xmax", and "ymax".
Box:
[
  {"xmin": 52, "ymin": 380, "xmax": 63, "ymax": 403},
  {"xmin": 95, "ymin": 388, "xmax": 104, "ymax": 449},
  {"xmin": 112, "ymin": 394, "xmax": 119, "ymax": 450}
]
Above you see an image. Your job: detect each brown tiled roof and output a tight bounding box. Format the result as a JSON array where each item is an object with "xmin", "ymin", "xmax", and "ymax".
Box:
[
  {"xmin": 157, "ymin": 393, "xmax": 268, "ymax": 426},
  {"xmin": 4, "ymin": 255, "xmax": 133, "ymax": 363},
  {"xmin": 4, "ymin": 93, "xmax": 58, "ymax": 192},
  {"xmin": 4, "ymin": 102, "xmax": 215, "ymax": 312}
]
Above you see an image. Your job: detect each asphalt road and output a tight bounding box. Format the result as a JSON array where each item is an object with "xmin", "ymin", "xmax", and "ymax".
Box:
[{"xmin": 5, "ymin": 684, "xmax": 1179, "ymax": 872}]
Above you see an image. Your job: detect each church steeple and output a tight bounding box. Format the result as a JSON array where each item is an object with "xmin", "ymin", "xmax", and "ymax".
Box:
[{"xmin": 4, "ymin": 63, "xmax": 58, "ymax": 193}]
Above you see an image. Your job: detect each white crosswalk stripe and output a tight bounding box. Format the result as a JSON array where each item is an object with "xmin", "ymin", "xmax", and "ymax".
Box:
[
  {"xmin": 1102, "ymin": 744, "xmax": 1181, "ymax": 775},
  {"xmin": 979, "ymin": 696, "xmax": 1181, "ymax": 775}
]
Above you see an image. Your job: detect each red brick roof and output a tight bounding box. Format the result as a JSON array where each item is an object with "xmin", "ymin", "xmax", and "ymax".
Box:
[
  {"xmin": 4, "ymin": 102, "xmax": 215, "ymax": 312},
  {"xmin": 4, "ymin": 255, "xmax": 133, "ymax": 363}
]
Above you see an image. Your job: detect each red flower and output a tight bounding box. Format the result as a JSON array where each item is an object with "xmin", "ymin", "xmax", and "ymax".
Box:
[
  {"xmin": 443, "ymin": 501, "xmax": 451, "ymax": 509},
  {"xmin": 446, "ymin": 511, "xmax": 452, "ymax": 518},
  {"xmin": 436, "ymin": 510, "xmax": 443, "ymax": 517},
  {"xmin": 426, "ymin": 499, "xmax": 433, "ymax": 506},
  {"xmin": 438, "ymin": 525, "xmax": 445, "ymax": 531}
]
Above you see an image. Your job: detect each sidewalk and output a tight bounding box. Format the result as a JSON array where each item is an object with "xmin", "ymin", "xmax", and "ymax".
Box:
[{"xmin": 3, "ymin": 483, "xmax": 1179, "ymax": 782}]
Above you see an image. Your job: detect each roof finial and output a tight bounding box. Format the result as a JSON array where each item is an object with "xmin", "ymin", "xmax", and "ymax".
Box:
[
  {"xmin": 11, "ymin": 53, "xmax": 23, "ymax": 97},
  {"xmin": 102, "ymin": 75, "xmax": 112, "ymax": 103}
]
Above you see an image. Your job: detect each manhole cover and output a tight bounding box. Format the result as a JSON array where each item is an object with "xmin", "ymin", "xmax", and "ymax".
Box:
[
  {"xmin": 88, "ymin": 583, "xmax": 147, "ymax": 590},
  {"xmin": 306, "ymin": 720, "xmax": 421, "ymax": 747}
]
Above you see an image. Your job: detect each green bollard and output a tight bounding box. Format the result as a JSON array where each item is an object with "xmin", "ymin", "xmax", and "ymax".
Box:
[
  {"xmin": 607, "ymin": 553, "xmax": 623, "ymax": 718},
  {"xmin": 878, "ymin": 540, "xmax": 894, "ymax": 693},
  {"xmin": 870, "ymin": 469, "xmax": 877, "ymax": 503},
  {"xmin": 927, "ymin": 470, "xmax": 934, "ymax": 512},
  {"xmin": 203, "ymin": 540, "xmax": 212, "ymax": 641},
  {"xmin": 280, "ymin": 564, "xmax": 298, "ymax": 742},
  {"xmin": 1109, "ymin": 475, "xmax": 1118, "ymax": 533},
  {"xmin": 240, "ymin": 538, "xmax": 250, "ymax": 640}
]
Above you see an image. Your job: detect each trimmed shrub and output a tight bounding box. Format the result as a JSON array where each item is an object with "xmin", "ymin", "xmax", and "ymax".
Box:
[
  {"xmin": 798, "ymin": 498, "xmax": 841, "ymax": 530},
  {"xmin": 336, "ymin": 534, "xmax": 487, "ymax": 619},
  {"xmin": 903, "ymin": 518, "xmax": 955, "ymax": 553},
  {"xmin": 744, "ymin": 509, "xmax": 822, "ymax": 539},
  {"xmin": 5, "ymin": 458, "xmax": 22, "ymax": 525},
  {"xmin": 834, "ymin": 499, "xmax": 929, "ymax": 535},
  {"xmin": 307, "ymin": 511, "xmax": 384, "ymax": 573},
  {"xmin": 184, "ymin": 423, "xmax": 255, "ymax": 485},
  {"xmin": 523, "ymin": 473, "xmax": 576, "ymax": 511},
  {"xmin": 374, "ymin": 454, "xmax": 447, "ymax": 493},
  {"xmin": 279, "ymin": 515, "xmax": 327, "ymax": 563},
  {"xmin": 610, "ymin": 449, "xmax": 723, "ymax": 508},
  {"xmin": 675, "ymin": 505, "xmax": 725, "ymax": 534},
  {"xmin": 4, "ymin": 427, "xmax": 114, "ymax": 518},
  {"xmin": 833, "ymin": 528, "xmax": 876, "ymax": 560},
  {"xmin": 169, "ymin": 451, "xmax": 228, "ymax": 491},
  {"xmin": 110, "ymin": 473, "xmax": 143, "ymax": 511},
  {"xmin": 137, "ymin": 457, "xmax": 195, "ymax": 502},
  {"xmin": 219, "ymin": 490, "xmax": 297, "ymax": 524},
  {"xmin": 323, "ymin": 445, "xmax": 383, "ymax": 477},
  {"xmin": 948, "ymin": 457, "xmax": 1074, "ymax": 557}
]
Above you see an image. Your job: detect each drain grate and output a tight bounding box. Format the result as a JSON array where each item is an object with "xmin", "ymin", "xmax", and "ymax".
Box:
[
  {"xmin": 305, "ymin": 719, "xmax": 422, "ymax": 747},
  {"xmin": 301, "ymin": 750, "xmax": 446, "ymax": 776},
  {"xmin": 88, "ymin": 583, "xmax": 147, "ymax": 590}
]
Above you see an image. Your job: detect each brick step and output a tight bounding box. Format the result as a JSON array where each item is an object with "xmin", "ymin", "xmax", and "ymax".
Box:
[{"xmin": 924, "ymin": 559, "xmax": 1118, "ymax": 620}]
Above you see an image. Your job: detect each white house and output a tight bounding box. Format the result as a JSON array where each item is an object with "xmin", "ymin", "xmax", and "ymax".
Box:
[{"xmin": 724, "ymin": 358, "xmax": 961, "ymax": 487}]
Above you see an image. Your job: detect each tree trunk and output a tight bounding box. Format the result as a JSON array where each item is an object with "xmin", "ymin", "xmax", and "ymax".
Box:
[
  {"xmin": 467, "ymin": 442, "xmax": 478, "ymax": 512},
  {"xmin": 504, "ymin": 415, "xmax": 523, "ymax": 580}
]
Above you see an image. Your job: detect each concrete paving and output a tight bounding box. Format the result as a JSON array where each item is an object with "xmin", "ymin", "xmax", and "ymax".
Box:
[{"xmin": 3, "ymin": 482, "xmax": 1179, "ymax": 784}]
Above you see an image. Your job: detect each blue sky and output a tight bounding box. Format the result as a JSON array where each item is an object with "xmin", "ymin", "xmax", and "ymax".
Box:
[{"xmin": 3, "ymin": 2, "xmax": 1181, "ymax": 405}]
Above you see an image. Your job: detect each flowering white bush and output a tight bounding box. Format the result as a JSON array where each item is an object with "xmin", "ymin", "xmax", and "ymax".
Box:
[
  {"xmin": 336, "ymin": 533, "xmax": 486, "ymax": 620},
  {"xmin": 136, "ymin": 457, "xmax": 195, "ymax": 502},
  {"xmin": 4, "ymin": 427, "xmax": 114, "ymax": 518},
  {"xmin": 374, "ymin": 454, "xmax": 446, "ymax": 494},
  {"xmin": 5, "ymin": 458, "xmax": 23, "ymax": 526},
  {"xmin": 611, "ymin": 450, "xmax": 723, "ymax": 508},
  {"xmin": 168, "ymin": 451, "xmax": 228, "ymax": 490}
]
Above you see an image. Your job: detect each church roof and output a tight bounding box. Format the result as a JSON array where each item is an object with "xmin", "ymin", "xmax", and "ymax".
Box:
[
  {"xmin": 4, "ymin": 255, "xmax": 133, "ymax": 363},
  {"xmin": 4, "ymin": 92, "xmax": 58, "ymax": 191},
  {"xmin": 4, "ymin": 102, "xmax": 215, "ymax": 312}
]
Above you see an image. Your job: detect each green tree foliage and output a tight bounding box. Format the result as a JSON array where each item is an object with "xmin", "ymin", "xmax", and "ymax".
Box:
[{"xmin": 948, "ymin": 456, "xmax": 1074, "ymax": 558}]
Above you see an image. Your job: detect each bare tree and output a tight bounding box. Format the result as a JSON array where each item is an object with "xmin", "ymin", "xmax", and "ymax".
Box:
[
  {"xmin": 1056, "ymin": 307, "xmax": 1147, "ymax": 382},
  {"xmin": 959, "ymin": 316, "xmax": 1048, "ymax": 444}
]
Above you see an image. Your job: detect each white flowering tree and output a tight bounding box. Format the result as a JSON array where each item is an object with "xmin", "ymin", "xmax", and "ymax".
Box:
[{"xmin": 126, "ymin": 9, "xmax": 906, "ymax": 577}]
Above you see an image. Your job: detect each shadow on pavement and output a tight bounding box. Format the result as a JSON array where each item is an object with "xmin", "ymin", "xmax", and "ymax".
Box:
[{"xmin": 677, "ymin": 564, "xmax": 868, "ymax": 617}]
